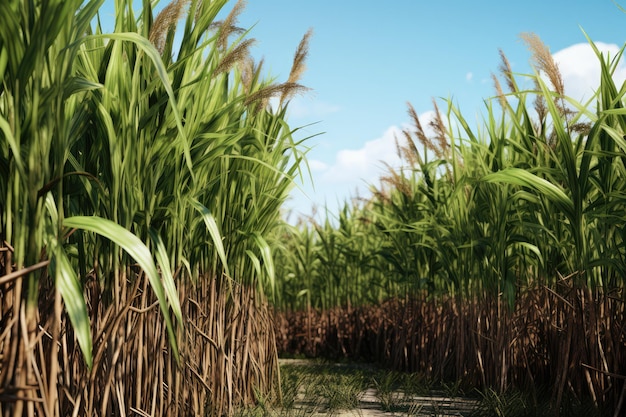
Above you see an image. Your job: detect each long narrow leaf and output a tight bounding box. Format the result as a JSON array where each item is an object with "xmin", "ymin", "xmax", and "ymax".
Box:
[
  {"xmin": 63, "ymin": 215, "xmax": 180, "ymax": 362},
  {"xmin": 89, "ymin": 32, "xmax": 193, "ymax": 175},
  {"xmin": 191, "ymin": 199, "xmax": 231, "ymax": 278},
  {"xmin": 51, "ymin": 245, "xmax": 93, "ymax": 368},
  {"xmin": 483, "ymin": 168, "xmax": 574, "ymax": 218},
  {"xmin": 45, "ymin": 195, "xmax": 93, "ymax": 369},
  {"xmin": 149, "ymin": 228, "xmax": 183, "ymax": 324}
]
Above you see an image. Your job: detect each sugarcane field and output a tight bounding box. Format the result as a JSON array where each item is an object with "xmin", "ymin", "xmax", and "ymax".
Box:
[{"xmin": 1, "ymin": 1, "xmax": 626, "ymax": 416}]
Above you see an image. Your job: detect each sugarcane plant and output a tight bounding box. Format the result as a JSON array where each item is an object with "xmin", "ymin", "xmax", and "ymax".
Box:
[
  {"xmin": 273, "ymin": 32, "xmax": 626, "ymax": 414},
  {"xmin": 0, "ymin": 0, "xmax": 312, "ymax": 416}
]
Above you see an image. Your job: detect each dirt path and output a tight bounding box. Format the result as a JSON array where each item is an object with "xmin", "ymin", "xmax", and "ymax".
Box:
[
  {"xmin": 333, "ymin": 389, "xmax": 477, "ymax": 416},
  {"xmin": 278, "ymin": 359, "xmax": 479, "ymax": 417}
]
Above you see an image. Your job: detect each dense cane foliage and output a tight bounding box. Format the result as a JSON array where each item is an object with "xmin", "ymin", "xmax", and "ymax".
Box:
[
  {"xmin": 273, "ymin": 35, "xmax": 626, "ymax": 414},
  {"xmin": 0, "ymin": 0, "xmax": 310, "ymax": 415},
  {"xmin": 274, "ymin": 33, "xmax": 626, "ymax": 310}
]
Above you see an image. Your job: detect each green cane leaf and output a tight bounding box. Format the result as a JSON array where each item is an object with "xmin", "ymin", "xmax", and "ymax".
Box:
[{"xmin": 63, "ymin": 215, "xmax": 180, "ymax": 363}]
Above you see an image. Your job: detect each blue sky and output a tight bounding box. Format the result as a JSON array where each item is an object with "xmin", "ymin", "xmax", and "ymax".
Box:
[{"xmin": 99, "ymin": 1, "xmax": 626, "ymax": 221}]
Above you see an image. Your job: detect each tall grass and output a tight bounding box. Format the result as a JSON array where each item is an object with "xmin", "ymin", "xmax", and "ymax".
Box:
[
  {"xmin": 1, "ymin": 0, "xmax": 311, "ymax": 415},
  {"xmin": 273, "ymin": 33, "xmax": 626, "ymax": 415}
]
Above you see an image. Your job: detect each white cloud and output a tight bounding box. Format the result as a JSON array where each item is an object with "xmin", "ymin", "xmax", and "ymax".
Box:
[
  {"xmin": 284, "ymin": 125, "xmax": 404, "ymax": 218},
  {"xmin": 326, "ymin": 111, "xmax": 441, "ymax": 179},
  {"xmin": 552, "ymin": 42, "xmax": 626, "ymax": 101},
  {"xmin": 310, "ymin": 110, "xmax": 439, "ymax": 191},
  {"xmin": 285, "ymin": 126, "xmax": 398, "ymax": 213},
  {"xmin": 321, "ymin": 125, "xmax": 403, "ymax": 186},
  {"xmin": 284, "ymin": 111, "xmax": 441, "ymax": 220},
  {"xmin": 307, "ymin": 159, "xmax": 329, "ymax": 171},
  {"xmin": 466, "ymin": 72, "xmax": 473, "ymax": 81}
]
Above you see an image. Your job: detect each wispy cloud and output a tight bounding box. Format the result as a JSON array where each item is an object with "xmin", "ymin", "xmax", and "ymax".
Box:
[
  {"xmin": 321, "ymin": 125, "xmax": 403, "ymax": 186},
  {"xmin": 285, "ymin": 111, "xmax": 440, "ymax": 219},
  {"xmin": 285, "ymin": 126, "xmax": 403, "ymax": 219},
  {"xmin": 307, "ymin": 159, "xmax": 329, "ymax": 171},
  {"xmin": 286, "ymin": 97, "xmax": 341, "ymax": 120},
  {"xmin": 314, "ymin": 110, "xmax": 439, "ymax": 191}
]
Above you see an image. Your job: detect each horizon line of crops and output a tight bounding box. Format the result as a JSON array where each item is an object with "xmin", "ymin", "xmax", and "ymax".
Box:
[
  {"xmin": 271, "ymin": 30, "xmax": 626, "ymax": 414},
  {"xmin": 0, "ymin": 0, "xmax": 313, "ymax": 415}
]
